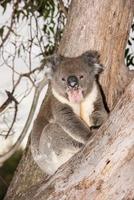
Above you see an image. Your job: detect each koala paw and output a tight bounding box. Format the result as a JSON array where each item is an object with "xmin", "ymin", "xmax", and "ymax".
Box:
[
  {"xmin": 72, "ymin": 140, "xmax": 83, "ymax": 149},
  {"xmin": 90, "ymin": 111, "xmax": 108, "ymax": 129}
]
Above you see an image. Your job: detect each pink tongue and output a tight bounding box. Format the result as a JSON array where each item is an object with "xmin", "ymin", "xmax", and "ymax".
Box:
[{"xmin": 67, "ymin": 89, "xmax": 83, "ymax": 103}]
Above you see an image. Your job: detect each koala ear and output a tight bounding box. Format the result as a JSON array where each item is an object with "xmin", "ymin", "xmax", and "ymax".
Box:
[
  {"xmin": 41, "ymin": 54, "xmax": 65, "ymax": 79},
  {"xmin": 40, "ymin": 54, "xmax": 63, "ymax": 79},
  {"xmin": 81, "ymin": 50, "xmax": 103, "ymax": 75},
  {"xmin": 46, "ymin": 54, "xmax": 63, "ymax": 72}
]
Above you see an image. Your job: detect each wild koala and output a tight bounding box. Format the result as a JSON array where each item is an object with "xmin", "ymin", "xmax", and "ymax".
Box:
[{"xmin": 31, "ymin": 51, "xmax": 108, "ymax": 175}]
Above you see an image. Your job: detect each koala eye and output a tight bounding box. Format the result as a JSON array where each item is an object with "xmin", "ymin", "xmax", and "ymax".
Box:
[
  {"xmin": 62, "ymin": 77, "xmax": 66, "ymax": 82},
  {"xmin": 80, "ymin": 75, "xmax": 84, "ymax": 79}
]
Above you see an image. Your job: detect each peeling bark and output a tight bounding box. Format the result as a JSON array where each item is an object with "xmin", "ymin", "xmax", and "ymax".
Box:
[{"xmin": 4, "ymin": 0, "xmax": 134, "ymax": 199}]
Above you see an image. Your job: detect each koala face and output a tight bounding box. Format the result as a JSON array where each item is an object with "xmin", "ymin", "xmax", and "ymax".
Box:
[{"xmin": 48, "ymin": 51, "xmax": 102, "ymax": 103}]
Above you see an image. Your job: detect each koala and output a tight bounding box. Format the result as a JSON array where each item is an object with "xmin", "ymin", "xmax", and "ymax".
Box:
[{"xmin": 31, "ymin": 51, "xmax": 108, "ymax": 175}]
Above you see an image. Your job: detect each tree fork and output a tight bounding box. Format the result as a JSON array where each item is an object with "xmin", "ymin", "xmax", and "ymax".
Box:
[
  {"xmin": 4, "ymin": 0, "xmax": 134, "ymax": 199},
  {"xmin": 14, "ymin": 78, "xmax": 134, "ymax": 200},
  {"xmin": 59, "ymin": 0, "xmax": 134, "ymax": 109}
]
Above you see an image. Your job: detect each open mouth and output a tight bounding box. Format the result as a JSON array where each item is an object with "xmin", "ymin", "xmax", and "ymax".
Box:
[{"xmin": 66, "ymin": 87, "xmax": 84, "ymax": 103}]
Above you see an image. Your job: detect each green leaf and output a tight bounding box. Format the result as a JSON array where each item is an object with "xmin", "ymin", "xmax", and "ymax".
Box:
[
  {"xmin": 125, "ymin": 48, "xmax": 129, "ymax": 58},
  {"xmin": 0, "ymin": 26, "xmax": 4, "ymax": 37}
]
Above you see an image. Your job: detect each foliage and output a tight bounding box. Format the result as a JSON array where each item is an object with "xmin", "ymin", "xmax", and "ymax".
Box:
[
  {"xmin": 125, "ymin": 21, "xmax": 134, "ymax": 70},
  {"xmin": 0, "ymin": 0, "xmax": 133, "ymax": 149},
  {"xmin": 0, "ymin": 0, "xmax": 68, "ymax": 55},
  {"xmin": 0, "ymin": 149, "xmax": 23, "ymax": 200},
  {"xmin": 0, "ymin": 1, "xmax": 133, "ymax": 198},
  {"xmin": 0, "ymin": 1, "xmax": 69, "ymax": 197},
  {"xmin": 0, "ymin": 0, "xmax": 69, "ymax": 139}
]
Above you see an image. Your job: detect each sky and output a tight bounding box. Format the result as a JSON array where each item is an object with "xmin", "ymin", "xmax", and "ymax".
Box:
[{"xmin": 0, "ymin": 3, "xmax": 48, "ymax": 154}]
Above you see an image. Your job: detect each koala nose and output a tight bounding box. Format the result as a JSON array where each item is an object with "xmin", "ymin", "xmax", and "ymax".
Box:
[{"xmin": 67, "ymin": 76, "xmax": 79, "ymax": 88}]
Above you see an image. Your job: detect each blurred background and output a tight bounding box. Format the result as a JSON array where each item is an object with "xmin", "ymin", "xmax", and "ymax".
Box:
[{"xmin": 0, "ymin": 1, "xmax": 133, "ymax": 199}]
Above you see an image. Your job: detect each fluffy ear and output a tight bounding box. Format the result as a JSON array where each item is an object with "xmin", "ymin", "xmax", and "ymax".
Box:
[
  {"xmin": 81, "ymin": 50, "xmax": 103, "ymax": 74},
  {"xmin": 46, "ymin": 54, "xmax": 63, "ymax": 72},
  {"xmin": 41, "ymin": 54, "xmax": 64, "ymax": 79},
  {"xmin": 41, "ymin": 54, "xmax": 63, "ymax": 79}
]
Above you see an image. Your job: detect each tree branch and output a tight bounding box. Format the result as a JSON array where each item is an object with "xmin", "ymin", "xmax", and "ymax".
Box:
[
  {"xmin": 0, "ymin": 55, "xmax": 52, "ymax": 114},
  {"xmin": 14, "ymin": 78, "xmax": 134, "ymax": 200},
  {"xmin": 0, "ymin": 0, "xmax": 19, "ymax": 48},
  {"xmin": 0, "ymin": 78, "xmax": 48, "ymax": 163},
  {"xmin": 0, "ymin": 90, "xmax": 18, "ymax": 113},
  {"xmin": 5, "ymin": 98, "xmax": 18, "ymax": 139}
]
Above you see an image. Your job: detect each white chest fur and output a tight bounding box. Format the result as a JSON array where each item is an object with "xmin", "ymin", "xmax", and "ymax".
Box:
[{"xmin": 52, "ymin": 82, "xmax": 98, "ymax": 127}]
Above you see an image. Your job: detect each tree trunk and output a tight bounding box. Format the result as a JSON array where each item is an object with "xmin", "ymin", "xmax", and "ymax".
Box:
[
  {"xmin": 9, "ymin": 78, "xmax": 134, "ymax": 200},
  {"xmin": 4, "ymin": 0, "xmax": 134, "ymax": 199}
]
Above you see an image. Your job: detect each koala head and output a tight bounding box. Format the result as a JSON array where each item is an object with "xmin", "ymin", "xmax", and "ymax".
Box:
[{"xmin": 47, "ymin": 51, "xmax": 103, "ymax": 103}]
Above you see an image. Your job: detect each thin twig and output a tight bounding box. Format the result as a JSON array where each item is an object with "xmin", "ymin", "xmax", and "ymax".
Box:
[
  {"xmin": 0, "ymin": 62, "xmax": 45, "ymax": 114},
  {"xmin": 0, "ymin": 91, "xmax": 18, "ymax": 113},
  {"xmin": 0, "ymin": 0, "xmax": 19, "ymax": 48},
  {"xmin": 28, "ymin": 15, "xmax": 33, "ymax": 71},
  {"xmin": 5, "ymin": 99, "xmax": 18, "ymax": 139},
  {"xmin": 0, "ymin": 77, "xmax": 48, "ymax": 163}
]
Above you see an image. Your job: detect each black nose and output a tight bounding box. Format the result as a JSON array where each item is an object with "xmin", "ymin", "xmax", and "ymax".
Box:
[{"xmin": 67, "ymin": 76, "xmax": 78, "ymax": 88}]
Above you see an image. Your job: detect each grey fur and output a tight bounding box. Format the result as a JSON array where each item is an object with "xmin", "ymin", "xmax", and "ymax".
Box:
[{"xmin": 31, "ymin": 51, "xmax": 108, "ymax": 175}]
